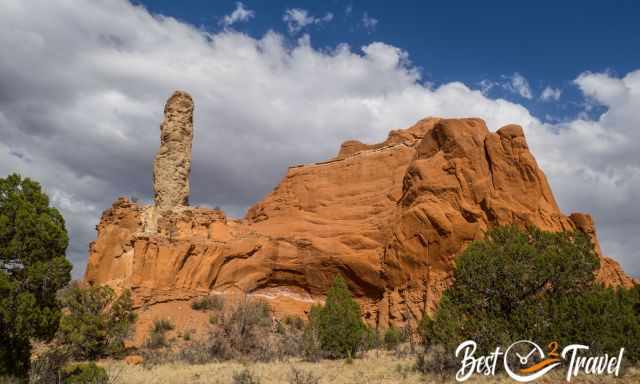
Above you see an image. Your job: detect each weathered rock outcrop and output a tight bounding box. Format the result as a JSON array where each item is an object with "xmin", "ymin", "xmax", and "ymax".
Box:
[
  {"xmin": 84, "ymin": 95, "xmax": 634, "ymax": 335},
  {"xmin": 153, "ymin": 91, "xmax": 193, "ymax": 211}
]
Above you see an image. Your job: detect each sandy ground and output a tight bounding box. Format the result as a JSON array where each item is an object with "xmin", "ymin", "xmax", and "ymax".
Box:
[{"xmin": 101, "ymin": 350, "xmax": 640, "ymax": 384}]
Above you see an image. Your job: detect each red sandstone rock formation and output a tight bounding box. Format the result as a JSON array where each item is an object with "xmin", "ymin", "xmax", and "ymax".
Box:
[{"xmin": 84, "ymin": 94, "xmax": 634, "ymax": 336}]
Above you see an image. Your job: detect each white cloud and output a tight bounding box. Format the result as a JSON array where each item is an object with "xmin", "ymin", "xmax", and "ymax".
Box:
[
  {"xmin": 0, "ymin": 0, "xmax": 638, "ymax": 278},
  {"xmin": 575, "ymin": 70, "xmax": 630, "ymax": 106},
  {"xmin": 540, "ymin": 86, "xmax": 562, "ymax": 101},
  {"xmin": 283, "ymin": 8, "xmax": 333, "ymax": 34},
  {"xmin": 503, "ymin": 72, "xmax": 533, "ymax": 99},
  {"xmin": 346, "ymin": 5, "xmax": 353, "ymax": 16},
  {"xmin": 362, "ymin": 12, "xmax": 378, "ymax": 32},
  {"xmin": 478, "ymin": 79, "xmax": 498, "ymax": 95},
  {"xmin": 221, "ymin": 2, "xmax": 255, "ymax": 27}
]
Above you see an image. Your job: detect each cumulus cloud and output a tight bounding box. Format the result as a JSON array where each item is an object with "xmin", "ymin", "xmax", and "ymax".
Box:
[
  {"xmin": 540, "ymin": 86, "xmax": 562, "ymax": 101},
  {"xmin": 221, "ymin": 2, "xmax": 255, "ymax": 27},
  {"xmin": 362, "ymin": 12, "xmax": 378, "ymax": 32},
  {"xmin": 0, "ymin": 0, "xmax": 638, "ymax": 278},
  {"xmin": 283, "ymin": 8, "xmax": 333, "ymax": 34}
]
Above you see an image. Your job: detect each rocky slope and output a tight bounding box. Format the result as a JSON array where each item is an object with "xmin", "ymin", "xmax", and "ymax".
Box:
[{"xmin": 84, "ymin": 91, "xmax": 634, "ymax": 333}]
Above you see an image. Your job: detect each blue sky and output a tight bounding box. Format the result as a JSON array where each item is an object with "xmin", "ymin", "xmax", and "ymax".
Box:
[
  {"xmin": 1, "ymin": 0, "xmax": 639, "ymax": 278},
  {"xmin": 135, "ymin": 0, "xmax": 640, "ymax": 121}
]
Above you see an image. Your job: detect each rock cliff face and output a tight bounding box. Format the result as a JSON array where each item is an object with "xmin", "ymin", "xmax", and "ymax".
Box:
[{"xmin": 84, "ymin": 93, "xmax": 634, "ymax": 333}]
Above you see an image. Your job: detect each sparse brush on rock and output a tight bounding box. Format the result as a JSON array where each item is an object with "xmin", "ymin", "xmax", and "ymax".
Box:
[
  {"xmin": 145, "ymin": 295, "xmax": 305, "ymax": 365},
  {"xmin": 232, "ymin": 368, "xmax": 260, "ymax": 384},
  {"xmin": 152, "ymin": 319, "xmax": 175, "ymax": 333},
  {"xmin": 216, "ymin": 296, "xmax": 274, "ymax": 360},
  {"xmin": 145, "ymin": 318, "xmax": 175, "ymax": 349},
  {"xmin": 288, "ymin": 367, "xmax": 320, "ymax": 384},
  {"xmin": 191, "ymin": 295, "xmax": 224, "ymax": 311},
  {"xmin": 182, "ymin": 329, "xmax": 193, "ymax": 341}
]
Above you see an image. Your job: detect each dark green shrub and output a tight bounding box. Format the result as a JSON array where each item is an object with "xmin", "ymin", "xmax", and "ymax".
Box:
[
  {"xmin": 305, "ymin": 276, "xmax": 366, "ymax": 359},
  {"xmin": 57, "ymin": 284, "xmax": 136, "ymax": 359},
  {"xmin": 0, "ymin": 174, "xmax": 72, "ymax": 377},
  {"xmin": 61, "ymin": 362, "xmax": 108, "ymax": 384},
  {"xmin": 302, "ymin": 318, "xmax": 322, "ymax": 362},
  {"xmin": 0, "ymin": 376, "xmax": 22, "ymax": 384},
  {"xmin": 191, "ymin": 295, "xmax": 224, "ymax": 311},
  {"xmin": 360, "ymin": 326, "xmax": 381, "ymax": 351},
  {"xmin": 538, "ymin": 285, "xmax": 640, "ymax": 359},
  {"xmin": 421, "ymin": 225, "xmax": 640, "ymax": 363},
  {"xmin": 383, "ymin": 326, "xmax": 404, "ymax": 350}
]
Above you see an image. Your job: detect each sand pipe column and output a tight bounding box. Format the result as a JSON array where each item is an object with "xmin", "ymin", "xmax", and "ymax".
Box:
[{"xmin": 153, "ymin": 90, "xmax": 194, "ymax": 211}]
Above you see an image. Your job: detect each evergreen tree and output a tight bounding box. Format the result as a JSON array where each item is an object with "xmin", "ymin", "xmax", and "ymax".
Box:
[
  {"xmin": 57, "ymin": 284, "xmax": 136, "ymax": 359},
  {"xmin": 307, "ymin": 276, "xmax": 366, "ymax": 358},
  {"xmin": 421, "ymin": 225, "xmax": 640, "ymax": 362},
  {"xmin": 0, "ymin": 174, "xmax": 72, "ymax": 376}
]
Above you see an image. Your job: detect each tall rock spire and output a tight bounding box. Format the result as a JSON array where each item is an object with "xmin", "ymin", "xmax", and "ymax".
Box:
[{"xmin": 153, "ymin": 91, "xmax": 194, "ymax": 211}]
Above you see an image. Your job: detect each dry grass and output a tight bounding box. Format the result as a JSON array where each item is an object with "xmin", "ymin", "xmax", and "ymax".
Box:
[{"xmin": 100, "ymin": 349, "xmax": 640, "ymax": 384}]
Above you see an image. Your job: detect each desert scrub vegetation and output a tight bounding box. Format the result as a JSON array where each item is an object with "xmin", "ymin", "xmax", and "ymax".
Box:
[
  {"xmin": 23, "ymin": 282, "xmax": 135, "ymax": 382},
  {"xmin": 60, "ymin": 362, "xmax": 109, "ymax": 384},
  {"xmin": 57, "ymin": 283, "xmax": 136, "ymax": 359},
  {"xmin": 145, "ymin": 318, "xmax": 175, "ymax": 349},
  {"xmin": 142, "ymin": 295, "xmax": 306, "ymax": 365},
  {"xmin": 140, "ymin": 279, "xmax": 382, "ymax": 367},
  {"xmin": 191, "ymin": 295, "xmax": 225, "ymax": 311},
  {"xmin": 232, "ymin": 368, "xmax": 261, "ymax": 384},
  {"xmin": 287, "ymin": 367, "xmax": 320, "ymax": 384}
]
